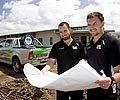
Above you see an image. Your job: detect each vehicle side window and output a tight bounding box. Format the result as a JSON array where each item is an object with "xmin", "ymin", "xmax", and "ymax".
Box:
[
  {"xmin": 19, "ymin": 39, "xmax": 25, "ymax": 47},
  {"xmin": 14, "ymin": 39, "xmax": 19, "ymax": 47},
  {"xmin": 5, "ymin": 40, "xmax": 12, "ymax": 47},
  {"xmin": 0, "ymin": 40, "xmax": 6, "ymax": 47}
]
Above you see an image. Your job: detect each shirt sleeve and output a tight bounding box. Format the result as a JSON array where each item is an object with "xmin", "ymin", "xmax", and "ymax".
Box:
[
  {"xmin": 108, "ymin": 39, "xmax": 120, "ymax": 67},
  {"xmin": 48, "ymin": 44, "xmax": 58, "ymax": 59}
]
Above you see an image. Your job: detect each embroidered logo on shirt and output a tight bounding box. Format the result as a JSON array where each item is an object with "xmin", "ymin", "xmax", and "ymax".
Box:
[
  {"xmin": 96, "ymin": 45, "xmax": 101, "ymax": 49},
  {"xmin": 58, "ymin": 47, "xmax": 64, "ymax": 50},
  {"xmin": 72, "ymin": 46, "xmax": 77, "ymax": 49}
]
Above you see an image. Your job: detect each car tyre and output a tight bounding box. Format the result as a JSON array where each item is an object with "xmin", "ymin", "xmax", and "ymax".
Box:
[{"xmin": 12, "ymin": 58, "xmax": 21, "ymax": 73}]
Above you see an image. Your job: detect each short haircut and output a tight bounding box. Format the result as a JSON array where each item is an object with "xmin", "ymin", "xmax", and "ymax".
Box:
[
  {"xmin": 87, "ymin": 12, "xmax": 104, "ymax": 22},
  {"xmin": 58, "ymin": 22, "xmax": 70, "ymax": 28}
]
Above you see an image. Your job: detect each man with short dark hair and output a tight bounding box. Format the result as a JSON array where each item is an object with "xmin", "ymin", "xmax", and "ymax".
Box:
[
  {"xmin": 86, "ymin": 11, "xmax": 120, "ymax": 100},
  {"xmin": 41, "ymin": 21, "xmax": 85, "ymax": 100}
]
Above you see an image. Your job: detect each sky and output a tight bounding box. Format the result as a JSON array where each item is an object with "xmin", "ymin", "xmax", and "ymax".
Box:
[{"xmin": 0, "ymin": 0, "xmax": 120, "ymax": 36}]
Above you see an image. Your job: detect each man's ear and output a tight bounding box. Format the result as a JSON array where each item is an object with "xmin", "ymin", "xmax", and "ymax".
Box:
[
  {"xmin": 69, "ymin": 28, "xmax": 73, "ymax": 33},
  {"xmin": 100, "ymin": 21, "xmax": 105, "ymax": 29},
  {"xmin": 102, "ymin": 21, "xmax": 105, "ymax": 27}
]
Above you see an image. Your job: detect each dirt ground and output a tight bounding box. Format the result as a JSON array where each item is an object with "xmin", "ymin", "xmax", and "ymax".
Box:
[{"xmin": 0, "ymin": 63, "xmax": 56, "ymax": 100}]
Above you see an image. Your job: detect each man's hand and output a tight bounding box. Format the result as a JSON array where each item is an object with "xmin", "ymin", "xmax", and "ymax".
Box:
[
  {"xmin": 95, "ymin": 77, "xmax": 111, "ymax": 89},
  {"xmin": 40, "ymin": 65, "xmax": 51, "ymax": 75}
]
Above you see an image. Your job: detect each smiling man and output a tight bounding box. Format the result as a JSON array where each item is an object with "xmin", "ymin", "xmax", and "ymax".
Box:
[
  {"xmin": 41, "ymin": 21, "xmax": 85, "ymax": 100},
  {"xmin": 86, "ymin": 12, "xmax": 120, "ymax": 100}
]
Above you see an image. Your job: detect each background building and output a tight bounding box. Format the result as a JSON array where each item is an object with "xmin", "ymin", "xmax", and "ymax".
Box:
[{"xmin": 0, "ymin": 26, "xmax": 116, "ymax": 47}]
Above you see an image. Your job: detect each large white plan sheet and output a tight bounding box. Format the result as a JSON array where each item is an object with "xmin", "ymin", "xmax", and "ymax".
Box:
[{"xmin": 24, "ymin": 59, "xmax": 103, "ymax": 91}]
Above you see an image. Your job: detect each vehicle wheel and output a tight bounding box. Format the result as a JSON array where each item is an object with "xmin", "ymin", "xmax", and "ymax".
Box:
[{"xmin": 12, "ymin": 58, "xmax": 21, "ymax": 73}]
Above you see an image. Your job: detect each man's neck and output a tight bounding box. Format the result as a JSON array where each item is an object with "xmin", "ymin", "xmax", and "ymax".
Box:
[
  {"xmin": 64, "ymin": 37, "xmax": 73, "ymax": 46},
  {"xmin": 93, "ymin": 32, "xmax": 104, "ymax": 43}
]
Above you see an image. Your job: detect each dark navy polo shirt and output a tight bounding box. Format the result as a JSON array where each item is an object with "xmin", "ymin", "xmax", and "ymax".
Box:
[
  {"xmin": 49, "ymin": 39, "xmax": 85, "ymax": 74},
  {"xmin": 86, "ymin": 33, "xmax": 120, "ymax": 76}
]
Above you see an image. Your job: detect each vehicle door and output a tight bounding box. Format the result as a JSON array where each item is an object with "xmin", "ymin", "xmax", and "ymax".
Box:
[
  {"xmin": 1, "ymin": 39, "xmax": 13, "ymax": 64},
  {"xmin": 0, "ymin": 39, "xmax": 6, "ymax": 61}
]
